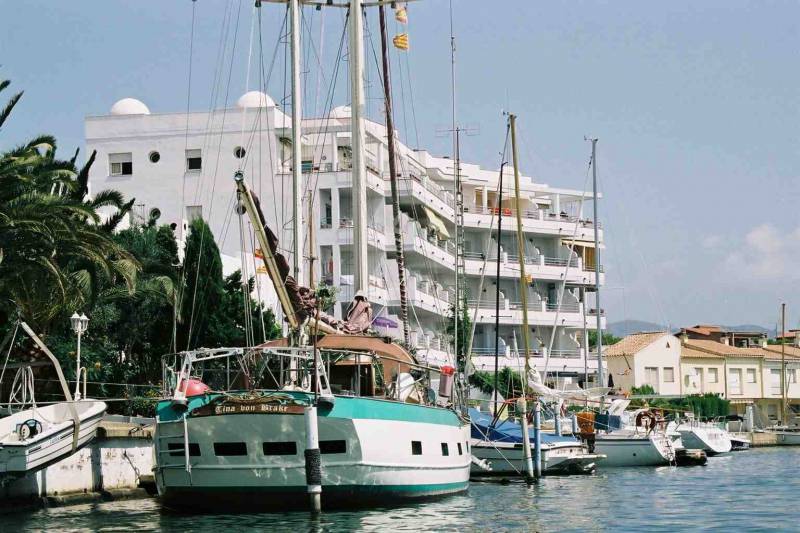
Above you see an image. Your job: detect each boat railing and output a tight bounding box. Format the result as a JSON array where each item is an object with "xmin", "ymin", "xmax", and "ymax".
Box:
[{"xmin": 163, "ymin": 345, "xmax": 445, "ymax": 407}]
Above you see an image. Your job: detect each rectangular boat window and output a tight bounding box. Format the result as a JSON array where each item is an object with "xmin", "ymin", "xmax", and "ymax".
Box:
[
  {"xmin": 167, "ymin": 442, "xmax": 200, "ymax": 457},
  {"xmin": 441, "ymin": 443, "xmax": 449, "ymax": 456},
  {"xmin": 262, "ymin": 442, "xmax": 297, "ymax": 456},
  {"xmin": 457, "ymin": 442, "xmax": 463, "ymax": 455},
  {"xmin": 465, "ymin": 441, "xmax": 469, "ymax": 452},
  {"xmin": 320, "ymin": 440, "xmax": 347, "ymax": 454},
  {"xmin": 411, "ymin": 441, "xmax": 422, "ymax": 455},
  {"xmin": 214, "ymin": 442, "xmax": 247, "ymax": 456}
]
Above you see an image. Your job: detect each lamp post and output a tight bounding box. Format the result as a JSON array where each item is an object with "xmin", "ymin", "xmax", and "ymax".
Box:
[{"xmin": 70, "ymin": 312, "xmax": 89, "ymax": 400}]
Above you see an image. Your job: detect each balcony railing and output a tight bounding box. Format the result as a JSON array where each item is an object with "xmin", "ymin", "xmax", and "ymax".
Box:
[
  {"xmin": 465, "ymin": 251, "xmax": 602, "ymax": 273},
  {"xmin": 464, "ymin": 205, "xmax": 601, "ymax": 229},
  {"xmin": 388, "ymin": 174, "xmax": 454, "ymax": 208}
]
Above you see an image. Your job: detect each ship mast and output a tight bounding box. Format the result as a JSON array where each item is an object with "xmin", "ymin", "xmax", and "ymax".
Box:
[
  {"xmin": 378, "ymin": 5, "xmax": 410, "ymax": 347},
  {"xmin": 589, "ymin": 138, "xmax": 604, "ymax": 405},
  {"xmin": 290, "ymin": 0, "xmax": 304, "ymax": 286},
  {"xmin": 349, "ymin": 0, "xmax": 369, "ymax": 296},
  {"xmin": 509, "ymin": 113, "xmax": 535, "ymax": 480}
]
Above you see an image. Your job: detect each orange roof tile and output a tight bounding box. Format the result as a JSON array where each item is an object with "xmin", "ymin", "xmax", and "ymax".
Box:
[{"xmin": 605, "ymin": 332, "xmax": 668, "ymax": 357}]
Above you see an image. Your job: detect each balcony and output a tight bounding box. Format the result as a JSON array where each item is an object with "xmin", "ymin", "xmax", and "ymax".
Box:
[
  {"xmin": 336, "ymin": 218, "xmax": 387, "ymax": 250},
  {"xmin": 462, "ymin": 205, "xmax": 602, "ymax": 242},
  {"xmin": 387, "ymin": 174, "xmax": 455, "ymax": 218},
  {"xmin": 470, "ymin": 347, "xmax": 592, "ymax": 375},
  {"xmin": 468, "ymin": 298, "xmax": 604, "ymax": 329},
  {"xmin": 463, "ymin": 251, "xmax": 603, "ymax": 285},
  {"xmin": 401, "ymin": 233, "xmax": 455, "ymax": 271}
]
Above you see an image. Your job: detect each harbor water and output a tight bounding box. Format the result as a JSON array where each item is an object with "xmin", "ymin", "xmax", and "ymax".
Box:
[{"xmin": 5, "ymin": 447, "xmax": 799, "ymax": 532}]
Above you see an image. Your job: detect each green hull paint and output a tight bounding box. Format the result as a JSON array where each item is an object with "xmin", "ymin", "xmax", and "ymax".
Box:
[
  {"xmin": 158, "ymin": 392, "xmax": 463, "ymax": 427},
  {"xmin": 160, "ymin": 481, "xmax": 469, "ymax": 509}
]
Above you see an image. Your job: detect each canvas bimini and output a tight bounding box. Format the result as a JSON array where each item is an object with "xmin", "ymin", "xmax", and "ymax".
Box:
[{"xmin": 0, "ymin": 322, "xmax": 107, "ymax": 483}]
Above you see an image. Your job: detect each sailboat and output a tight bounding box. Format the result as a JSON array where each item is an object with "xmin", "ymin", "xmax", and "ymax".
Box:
[{"xmin": 153, "ymin": 1, "xmax": 470, "ymax": 510}]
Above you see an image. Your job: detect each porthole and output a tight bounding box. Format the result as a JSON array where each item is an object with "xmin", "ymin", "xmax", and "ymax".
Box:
[
  {"xmin": 149, "ymin": 151, "xmax": 161, "ymax": 163},
  {"xmin": 234, "ymin": 146, "xmax": 246, "ymax": 159}
]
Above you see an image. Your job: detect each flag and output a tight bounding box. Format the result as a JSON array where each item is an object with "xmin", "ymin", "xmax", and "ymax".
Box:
[
  {"xmin": 256, "ymin": 266, "xmax": 268, "ymax": 275},
  {"xmin": 254, "ymin": 247, "xmax": 264, "ymax": 259},
  {"xmin": 395, "ymin": 6, "xmax": 408, "ymax": 24},
  {"xmin": 393, "ymin": 33, "xmax": 409, "ymax": 51}
]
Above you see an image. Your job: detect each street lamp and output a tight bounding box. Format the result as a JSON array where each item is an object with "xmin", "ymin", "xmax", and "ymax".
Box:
[{"xmin": 70, "ymin": 312, "xmax": 89, "ymax": 400}]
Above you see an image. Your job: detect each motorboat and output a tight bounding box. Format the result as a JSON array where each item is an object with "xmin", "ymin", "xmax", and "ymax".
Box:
[
  {"xmin": 582, "ymin": 400, "xmax": 676, "ymax": 467},
  {"xmin": 0, "ymin": 399, "xmax": 107, "ymax": 481},
  {"xmin": 469, "ymin": 408, "xmax": 603, "ymax": 476},
  {"xmin": 672, "ymin": 417, "xmax": 732, "ymax": 455},
  {"xmin": 0, "ymin": 323, "xmax": 107, "ymax": 483}
]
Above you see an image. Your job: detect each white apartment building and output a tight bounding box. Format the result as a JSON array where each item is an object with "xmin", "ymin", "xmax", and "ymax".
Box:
[{"xmin": 86, "ymin": 92, "xmax": 606, "ymax": 379}]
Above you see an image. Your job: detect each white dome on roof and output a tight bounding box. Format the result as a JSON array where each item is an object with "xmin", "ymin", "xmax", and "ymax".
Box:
[
  {"xmin": 237, "ymin": 90, "xmax": 275, "ymax": 109},
  {"xmin": 330, "ymin": 105, "xmax": 351, "ymax": 119},
  {"xmin": 110, "ymin": 98, "xmax": 150, "ymax": 115}
]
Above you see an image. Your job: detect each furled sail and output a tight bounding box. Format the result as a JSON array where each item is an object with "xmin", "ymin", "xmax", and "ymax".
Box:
[{"xmin": 248, "ymin": 192, "xmax": 371, "ymax": 334}]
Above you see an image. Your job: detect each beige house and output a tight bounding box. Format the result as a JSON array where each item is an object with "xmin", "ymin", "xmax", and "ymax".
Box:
[
  {"xmin": 606, "ymin": 332, "xmax": 681, "ymax": 395},
  {"xmin": 679, "ymin": 342, "xmax": 725, "ymax": 396},
  {"xmin": 759, "ymin": 344, "xmax": 800, "ymax": 423}
]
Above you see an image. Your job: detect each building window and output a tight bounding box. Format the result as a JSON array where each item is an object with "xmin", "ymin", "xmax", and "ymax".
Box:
[
  {"xmin": 262, "ymin": 442, "xmax": 297, "ymax": 456},
  {"xmin": 789, "ymin": 369, "xmax": 797, "ymax": 384},
  {"xmin": 708, "ymin": 368, "xmax": 718, "ymax": 383},
  {"xmin": 186, "ymin": 149, "xmax": 202, "ymax": 171},
  {"xmin": 747, "ymin": 368, "xmax": 758, "ymax": 384},
  {"xmin": 319, "ymin": 440, "xmax": 346, "ymax": 454},
  {"xmin": 663, "ymin": 367, "xmax": 675, "ymax": 383},
  {"xmin": 148, "ymin": 151, "xmax": 161, "ymax": 163},
  {"xmin": 644, "ymin": 367, "xmax": 659, "ymax": 389},
  {"xmin": 729, "ymin": 368, "xmax": 743, "ymax": 395},
  {"xmin": 770, "ymin": 369, "xmax": 781, "ymax": 394},
  {"xmin": 441, "ymin": 443, "xmax": 450, "ymax": 456},
  {"xmin": 109, "ymin": 153, "xmax": 133, "ymax": 176},
  {"xmin": 214, "ymin": 442, "xmax": 247, "ymax": 456},
  {"xmin": 167, "ymin": 442, "xmax": 200, "ymax": 457},
  {"xmin": 186, "ymin": 205, "xmax": 203, "ymax": 222},
  {"xmin": 234, "ymin": 146, "xmax": 246, "ymax": 159},
  {"xmin": 301, "ymin": 160, "xmax": 314, "ymax": 173},
  {"xmin": 411, "ymin": 441, "xmax": 422, "ymax": 455}
]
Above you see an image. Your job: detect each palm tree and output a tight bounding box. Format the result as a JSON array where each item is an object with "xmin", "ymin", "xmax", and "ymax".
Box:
[{"xmin": 0, "ymin": 79, "xmax": 139, "ymax": 331}]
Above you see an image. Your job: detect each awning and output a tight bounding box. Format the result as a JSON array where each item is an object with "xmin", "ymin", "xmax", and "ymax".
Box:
[
  {"xmin": 421, "ymin": 206, "xmax": 450, "ymax": 239},
  {"xmin": 562, "ymin": 238, "xmax": 596, "ymax": 248}
]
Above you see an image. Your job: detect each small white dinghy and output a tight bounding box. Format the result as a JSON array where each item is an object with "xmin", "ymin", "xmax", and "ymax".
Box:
[
  {"xmin": 0, "ymin": 322, "xmax": 107, "ymax": 483},
  {"xmin": 0, "ymin": 399, "xmax": 107, "ymax": 479}
]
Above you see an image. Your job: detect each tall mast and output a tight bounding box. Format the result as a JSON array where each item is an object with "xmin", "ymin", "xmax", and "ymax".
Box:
[
  {"xmin": 449, "ymin": 0, "xmax": 465, "ymax": 365},
  {"xmin": 781, "ymin": 302, "xmax": 787, "ymax": 424},
  {"xmin": 349, "ymin": 0, "xmax": 368, "ymax": 295},
  {"xmin": 590, "ymin": 138, "xmax": 604, "ymax": 404},
  {"xmin": 290, "ymin": 0, "xmax": 304, "ymax": 284},
  {"xmin": 378, "ymin": 5, "xmax": 410, "ymax": 347},
  {"xmin": 493, "ymin": 163, "xmax": 505, "ymax": 418},
  {"xmin": 509, "ymin": 114, "xmax": 534, "ymax": 480}
]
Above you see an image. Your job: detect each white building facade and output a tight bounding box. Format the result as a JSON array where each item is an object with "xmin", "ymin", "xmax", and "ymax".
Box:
[{"xmin": 86, "ymin": 93, "xmax": 606, "ymax": 379}]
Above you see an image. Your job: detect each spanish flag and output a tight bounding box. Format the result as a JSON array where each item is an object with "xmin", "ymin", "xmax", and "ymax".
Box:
[
  {"xmin": 256, "ymin": 265, "xmax": 268, "ymax": 275},
  {"xmin": 254, "ymin": 247, "xmax": 264, "ymax": 259},
  {"xmin": 395, "ymin": 6, "xmax": 408, "ymax": 24},
  {"xmin": 393, "ymin": 33, "xmax": 409, "ymax": 51}
]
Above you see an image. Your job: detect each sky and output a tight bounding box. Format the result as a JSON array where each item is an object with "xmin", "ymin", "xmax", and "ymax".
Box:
[{"xmin": 2, "ymin": 1, "xmax": 799, "ymax": 330}]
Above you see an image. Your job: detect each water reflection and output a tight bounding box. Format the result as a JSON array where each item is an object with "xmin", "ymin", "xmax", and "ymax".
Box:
[{"xmin": 4, "ymin": 448, "xmax": 800, "ymax": 532}]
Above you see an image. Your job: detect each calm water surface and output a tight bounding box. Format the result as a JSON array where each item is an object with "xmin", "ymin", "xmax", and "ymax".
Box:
[{"xmin": 5, "ymin": 447, "xmax": 799, "ymax": 532}]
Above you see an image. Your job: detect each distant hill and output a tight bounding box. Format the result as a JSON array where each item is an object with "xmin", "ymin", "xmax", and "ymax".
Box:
[
  {"xmin": 608, "ymin": 320, "xmax": 666, "ymax": 337},
  {"xmin": 608, "ymin": 320, "xmax": 776, "ymax": 338}
]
